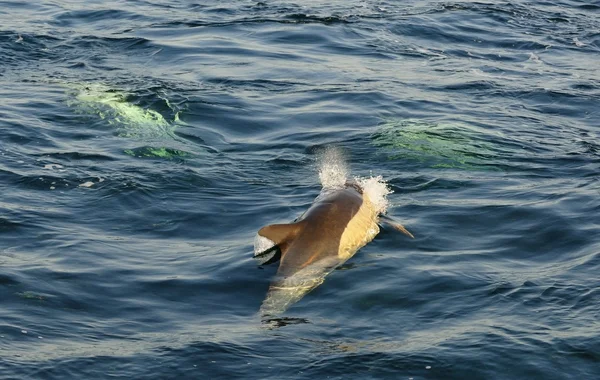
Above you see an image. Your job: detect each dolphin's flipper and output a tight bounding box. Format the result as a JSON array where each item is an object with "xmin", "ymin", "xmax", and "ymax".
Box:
[{"xmin": 379, "ymin": 215, "xmax": 414, "ymax": 239}]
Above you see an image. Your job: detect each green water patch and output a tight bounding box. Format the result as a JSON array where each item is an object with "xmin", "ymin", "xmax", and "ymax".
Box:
[
  {"xmin": 372, "ymin": 119, "xmax": 502, "ymax": 170},
  {"xmin": 66, "ymin": 83, "xmax": 180, "ymax": 139},
  {"xmin": 124, "ymin": 146, "xmax": 189, "ymax": 159}
]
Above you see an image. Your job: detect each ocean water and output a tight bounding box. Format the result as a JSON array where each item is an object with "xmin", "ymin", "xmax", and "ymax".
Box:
[{"xmin": 1, "ymin": 0, "xmax": 599, "ymax": 379}]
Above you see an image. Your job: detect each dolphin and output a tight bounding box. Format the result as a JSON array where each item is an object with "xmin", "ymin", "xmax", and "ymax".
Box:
[{"xmin": 254, "ymin": 178, "xmax": 413, "ymax": 318}]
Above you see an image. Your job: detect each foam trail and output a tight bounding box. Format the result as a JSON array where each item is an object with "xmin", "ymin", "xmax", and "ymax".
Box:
[{"xmin": 317, "ymin": 147, "xmax": 348, "ymax": 189}]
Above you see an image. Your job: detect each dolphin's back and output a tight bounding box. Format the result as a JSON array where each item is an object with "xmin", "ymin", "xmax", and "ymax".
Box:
[{"xmin": 276, "ymin": 187, "xmax": 378, "ymax": 275}]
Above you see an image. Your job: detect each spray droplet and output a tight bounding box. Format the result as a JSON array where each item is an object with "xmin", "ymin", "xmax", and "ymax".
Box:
[{"xmin": 317, "ymin": 147, "xmax": 348, "ymax": 189}]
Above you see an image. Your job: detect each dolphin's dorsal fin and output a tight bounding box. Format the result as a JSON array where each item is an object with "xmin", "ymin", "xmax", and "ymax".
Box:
[
  {"xmin": 258, "ymin": 223, "xmax": 302, "ymax": 247},
  {"xmin": 254, "ymin": 222, "xmax": 303, "ymax": 265}
]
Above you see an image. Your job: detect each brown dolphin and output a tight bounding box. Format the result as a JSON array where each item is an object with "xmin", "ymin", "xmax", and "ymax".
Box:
[{"xmin": 254, "ymin": 175, "xmax": 413, "ymax": 317}]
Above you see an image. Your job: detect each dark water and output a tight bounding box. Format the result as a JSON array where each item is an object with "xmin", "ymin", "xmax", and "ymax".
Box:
[{"xmin": 1, "ymin": 0, "xmax": 599, "ymax": 378}]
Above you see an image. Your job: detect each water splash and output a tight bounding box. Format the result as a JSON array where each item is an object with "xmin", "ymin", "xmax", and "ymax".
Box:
[
  {"xmin": 354, "ymin": 175, "xmax": 392, "ymax": 214},
  {"xmin": 316, "ymin": 147, "xmax": 392, "ymax": 214},
  {"xmin": 317, "ymin": 147, "xmax": 348, "ymax": 189}
]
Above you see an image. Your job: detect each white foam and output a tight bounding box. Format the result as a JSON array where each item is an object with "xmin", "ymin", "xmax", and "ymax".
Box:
[
  {"xmin": 254, "ymin": 234, "xmax": 276, "ymax": 257},
  {"xmin": 354, "ymin": 175, "xmax": 392, "ymax": 214},
  {"xmin": 317, "ymin": 147, "xmax": 348, "ymax": 189}
]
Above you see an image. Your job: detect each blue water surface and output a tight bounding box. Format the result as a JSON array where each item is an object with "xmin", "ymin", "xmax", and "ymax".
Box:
[{"xmin": 1, "ymin": 1, "xmax": 599, "ymax": 379}]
